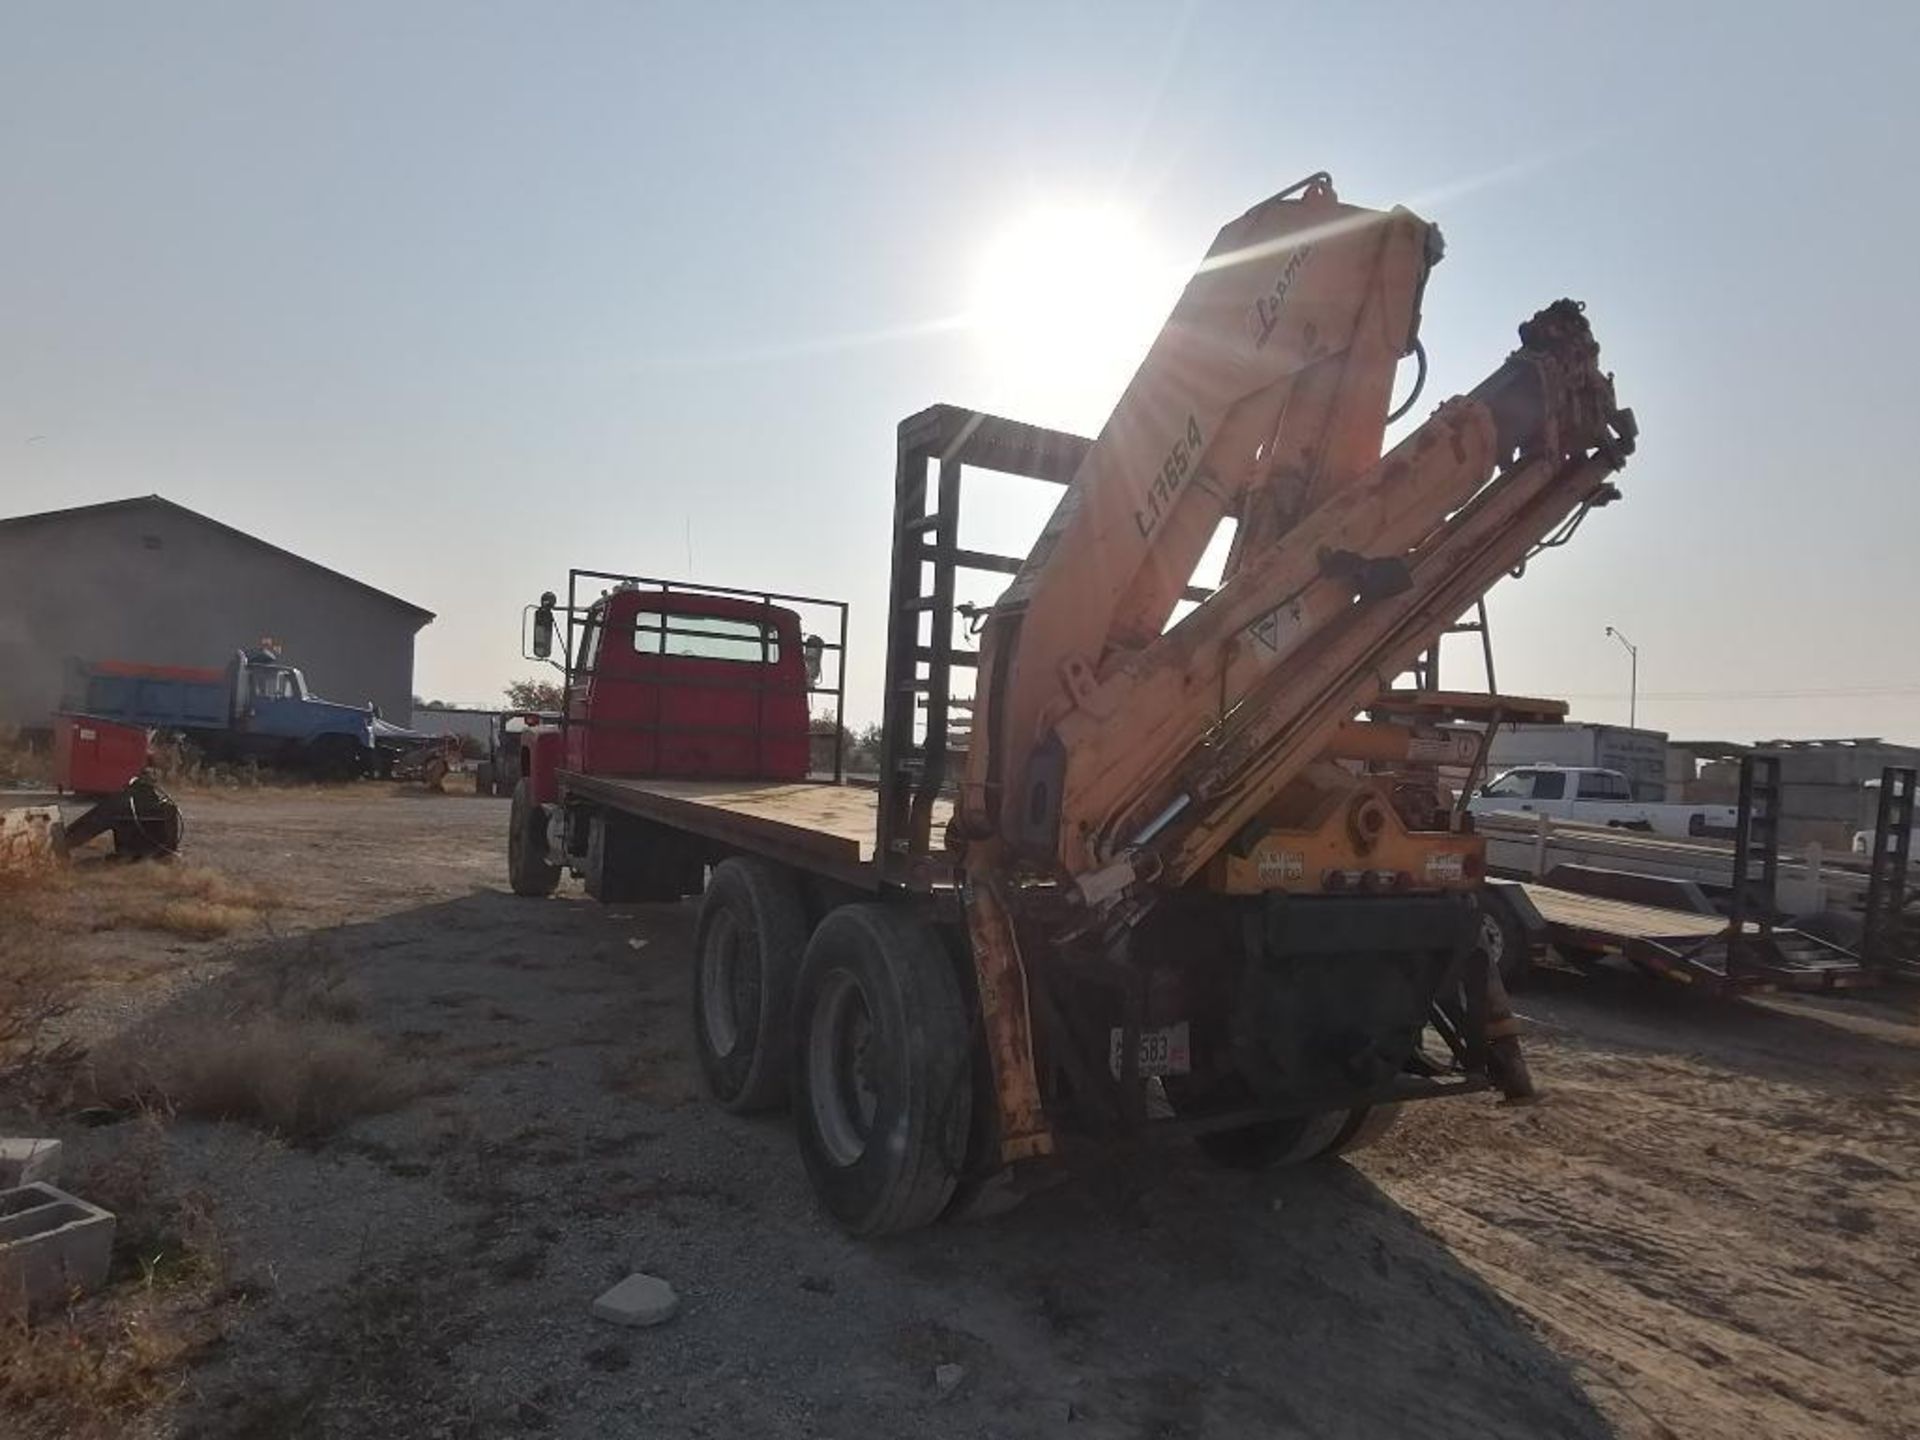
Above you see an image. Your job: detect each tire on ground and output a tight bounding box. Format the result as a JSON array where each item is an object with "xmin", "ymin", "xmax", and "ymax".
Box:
[
  {"xmin": 507, "ymin": 778, "xmax": 561, "ymax": 897},
  {"xmin": 309, "ymin": 734, "xmax": 366, "ymax": 782},
  {"xmin": 692, "ymin": 857, "xmax": 808, "ymax": 1113},
  {"xmin": 791, "ymin": 904, "xmax": 972, "ymax": 1236},
  {"xmin": 1193, "ymin": 1109, "xmax": 1356, "ymax": 1170},
  {"xmin": 1320, "ymin": 1102, "xmax": 1401, "ymax": 1157},
  {"xmin": 584, "ymin": 812, "xmax": 693, "ymax": 904}
]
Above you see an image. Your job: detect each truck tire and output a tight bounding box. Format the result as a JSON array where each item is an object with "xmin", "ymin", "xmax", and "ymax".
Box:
[
  {"xmin": 692, "ymin": 858, "xmax": 808, "ymax": 1113},
  {"xmin": 583, "ymin": 813, "xmax": 694, "ymax": 904},
  {"xmin": 310, "ymin": 734, "xmax": 366, "ymax": 782},
  {"xmin": 507, "ymin": 778, "xmax": 561, "ymax": 897},
  {"xmin": 791, "ymin": 904, "xmax": 972, "ymax": 1236},
  {"xmin": 1193, "ymin": 1109, "xmax": 1353, "ymax": 1170}
]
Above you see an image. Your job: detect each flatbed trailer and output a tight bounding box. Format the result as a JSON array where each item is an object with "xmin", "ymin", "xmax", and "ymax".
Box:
[{"xmin": 1520, "ymin": 881, "xmax": 1871, "ymax": 995}]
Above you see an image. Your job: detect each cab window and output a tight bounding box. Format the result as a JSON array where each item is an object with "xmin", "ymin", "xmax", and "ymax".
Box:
[
  {"xmin": 251, "ymin": 669, "xmax": 297, "ymax": 702},
  {"xmin": 1481, "ymin": 771, "xmax": 1534, "ymax": 799},
  {"xmin": 1578, "ymin": 772, "xmax": 1632, "ymax": 801},
  {"xmin": 577, "ymin": 607, "xmax": 605, "ymax": 675},
  {"xmin": 633, "ymin": 610, "xmax": 780, "ymax": 664},
  {"xmin": 1530, "ymin": 771, "xmax": 1566, "ymax": 800}
]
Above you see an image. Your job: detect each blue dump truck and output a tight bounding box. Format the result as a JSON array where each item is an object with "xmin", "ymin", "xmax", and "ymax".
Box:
[{"xmin": 68, "ymin": 645, "xmax": 453, "ymax": 781}]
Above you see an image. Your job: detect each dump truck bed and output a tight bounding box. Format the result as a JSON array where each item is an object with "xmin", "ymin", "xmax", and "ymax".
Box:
[{"xmin": 559, "ymin": 772, "xmax": 953, "ymax": 887}]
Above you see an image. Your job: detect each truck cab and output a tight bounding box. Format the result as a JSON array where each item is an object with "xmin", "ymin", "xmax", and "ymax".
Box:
[{"xmin": 522, "ymin": 584, "xmax": 815, "ymax": 802}]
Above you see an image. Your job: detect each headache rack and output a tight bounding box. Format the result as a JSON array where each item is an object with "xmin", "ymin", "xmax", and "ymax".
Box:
[{"xmin": 540, "ymin": 567, "xmax": 852, "ymax": 783}]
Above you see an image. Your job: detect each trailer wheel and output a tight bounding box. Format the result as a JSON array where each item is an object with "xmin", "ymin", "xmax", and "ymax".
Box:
[
  {"xmin": 692, "ymin": 858, "xmax": 807, "ymax": 1113},
  {"xmin": 1476, "ymin": 897, "xmax": 1531, "ymax": 988},
  {"xmin": 507, "ymin": 778, "xmax": 561, "ymax": 897},
  {"xmin": 792, "ymin": 904, "xmax": 971, "ymax": 1236}
]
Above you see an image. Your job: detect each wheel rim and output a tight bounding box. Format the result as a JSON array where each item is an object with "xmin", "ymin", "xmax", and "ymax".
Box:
[
  {"xmin": 808, "ymin": 969, "xmax": 881, "ymax": 1167},
  {"xmin": 700, "ymin": 910, "xmax": 759, "ymax": 1059}
]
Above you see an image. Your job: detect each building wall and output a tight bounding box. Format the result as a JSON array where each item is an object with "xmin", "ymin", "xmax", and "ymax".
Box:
[{"xmin": 0, "ymin": 501, "xmax": 425, "ymax": 729}]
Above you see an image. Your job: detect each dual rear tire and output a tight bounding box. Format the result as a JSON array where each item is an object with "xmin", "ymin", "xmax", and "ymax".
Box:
[
  {"xmin": 690, "ymin": 881, "xmax": 972, "ymax": 1236},
  {"xmin": 689, "ymin": 874, "xmax": 1395, "ymax": 1228}
]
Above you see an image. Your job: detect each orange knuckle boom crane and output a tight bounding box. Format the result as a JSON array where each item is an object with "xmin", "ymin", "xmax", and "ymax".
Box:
[
  {"xmin": 518, "ymin": 171, "xmax": 1636, "ymax": 1233},
  {"xmin": 951, "ymin": 171, "xmax": 1635, "ymax": 1169}
]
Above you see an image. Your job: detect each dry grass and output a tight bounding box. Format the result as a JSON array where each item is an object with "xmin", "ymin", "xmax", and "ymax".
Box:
[
  {"xmin": 85, "ymin": 863, "xmax": 278, "ymax": 940},
  {"xmin": 0, "ymin": 1120, "xmax": 230, "ymax": 1438},
  {"xmin": 1, "ymin": 853, "xmax": 277, "ymax": 941},
  {"xmin": 78, "ymin": 948, "xmax": 422, "ymax": 1145},
  {"xmin": 0, "ymin": 869, "xmax": 82, "ymax": 1089}
]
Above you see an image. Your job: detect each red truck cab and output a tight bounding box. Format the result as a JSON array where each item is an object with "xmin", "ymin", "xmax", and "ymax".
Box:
[{"xmin": 523, "ymin": 584, "xmax": 815, "ymax": 802}]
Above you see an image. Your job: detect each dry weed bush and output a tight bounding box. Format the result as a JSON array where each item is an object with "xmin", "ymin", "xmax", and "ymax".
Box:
[
  {"xmin": 87, "ymin": 863, "xmax": 277, "ymax": 940},
  {"xmin": 0, "ymin": 869, "xmax": 80, "ymax": 1088},
  {"xmin": 81, "ymin": 948, "xmax": 419, "ymax": 1145}
]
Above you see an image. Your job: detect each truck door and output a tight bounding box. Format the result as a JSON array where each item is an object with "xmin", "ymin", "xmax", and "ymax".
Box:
[
  {"xmin": 1525, "ymin": 770, "xmax": 1567, "ymax": 812},
  {"xmin": 243, "ymin": 666, "xmax": 309, "ymax": 738}
]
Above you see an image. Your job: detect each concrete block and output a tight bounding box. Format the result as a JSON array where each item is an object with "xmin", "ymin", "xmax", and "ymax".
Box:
[
  {"xmin": 0, "ymin": 1182, "xmax": 115, "ymax": 1314},
  {"xmin": 591, "ymin": 1272, "xmax": 679, "ymax": 1328},
  {"xmin": 0, "ymin": 1138, "xmax": 62, "ymax": 1188}
]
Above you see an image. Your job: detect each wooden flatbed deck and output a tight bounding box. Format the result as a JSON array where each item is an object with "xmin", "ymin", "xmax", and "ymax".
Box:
[
  {"xmin": 1521, "ymin": 884, "xmax": 1732, "ymax": 944},
  {"xmin": 559, "ymin": 772, "xmax": 953, "ymax": 885}
]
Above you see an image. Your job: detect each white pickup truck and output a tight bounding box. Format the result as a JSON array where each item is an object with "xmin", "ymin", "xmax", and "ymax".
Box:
[{"xmin": 1469, "ymin": 765, "xmax": 1739, "ymax": 840}]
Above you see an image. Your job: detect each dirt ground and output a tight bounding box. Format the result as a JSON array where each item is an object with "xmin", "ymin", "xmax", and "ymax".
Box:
[{"xmin": 5, "ymin": 786, "xmax": 1917, "ymax": 1439}]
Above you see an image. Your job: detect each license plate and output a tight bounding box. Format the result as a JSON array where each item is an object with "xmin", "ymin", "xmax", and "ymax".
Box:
[{"xmin": 1108, "ymin": 1021, "xmax": 1191, "ymax": 1079}]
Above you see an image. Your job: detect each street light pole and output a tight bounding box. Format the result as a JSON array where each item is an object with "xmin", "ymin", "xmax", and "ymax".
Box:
[{"xmin": 1605, "ymin": 626, "xmax": 1639, "ymax": 729}]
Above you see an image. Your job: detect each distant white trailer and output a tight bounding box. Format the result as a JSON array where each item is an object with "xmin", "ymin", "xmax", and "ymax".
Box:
[{"xmin": 1484, "ymin": 722, "xmax": 1669, "ymax": 802}]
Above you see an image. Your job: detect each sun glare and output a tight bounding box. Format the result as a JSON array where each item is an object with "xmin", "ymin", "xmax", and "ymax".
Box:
[{"xmin": 969, "ymin": 204, "xmax": 1178, "ymax": 426}]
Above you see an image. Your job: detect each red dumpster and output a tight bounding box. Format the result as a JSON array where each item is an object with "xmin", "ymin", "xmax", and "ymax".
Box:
[{"xmin": 54, "ymin": 714, "xmax": 152, "ymax": 796}]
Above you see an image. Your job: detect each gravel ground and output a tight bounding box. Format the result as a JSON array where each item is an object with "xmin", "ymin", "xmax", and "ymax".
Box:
[{"xmin": 12, "ymin": 787, "xmax": 1919, "ymax": 1439}]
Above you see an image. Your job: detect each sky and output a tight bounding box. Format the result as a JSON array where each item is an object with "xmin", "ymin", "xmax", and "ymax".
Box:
[{"xmin": 4, "ymin": 1, "xmax": 1916, "ymax": 743}]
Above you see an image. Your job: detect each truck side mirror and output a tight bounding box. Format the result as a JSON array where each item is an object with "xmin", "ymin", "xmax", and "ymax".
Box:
[
  {"xmin": 803, "ymin": 634, "xmax": 824, "ymax": 687},
  {"xmin": 532, "ymin": 593, "xmax": 556, "ymax": 661}
]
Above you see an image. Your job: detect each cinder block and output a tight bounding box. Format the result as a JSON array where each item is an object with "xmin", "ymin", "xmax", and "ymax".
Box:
[
  {"xmin": 0, "ymin": 1138, "xmax": 62, "ymax": 1188},
  {"xmin": 0, "ymin": 1182, "xmax": 116, "ymax": 1314}
]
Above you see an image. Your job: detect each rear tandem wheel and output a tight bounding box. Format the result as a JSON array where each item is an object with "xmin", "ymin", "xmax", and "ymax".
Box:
[
  {"xmin": 790, "ymin": 904, "xmax": 973, "ymax": 1236},
  {"xmin": 691, "ymin": 857, "xmax": 809, "ymax": 1113}
]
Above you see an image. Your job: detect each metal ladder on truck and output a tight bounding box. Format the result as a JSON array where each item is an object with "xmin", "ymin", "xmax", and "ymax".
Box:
[{"xmin": 1862, "ymin": 766, "xmax": 1917, "ymax": 979}]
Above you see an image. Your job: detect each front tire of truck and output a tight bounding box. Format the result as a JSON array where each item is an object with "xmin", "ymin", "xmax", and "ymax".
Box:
[
  {"xmin": 792, "ymin": 904, "xmax": 971, "ymax": 1236},
  {"xmin": 310, "ymin": 734, "xmax": 366, "ymax": 782},
  {"xmin": 507, "ymin": 778, "xmax": 561, "ymax": 897},
  {"xmin": 692, "ymin": 858, "xmax": 808, "ymax": 1114}
]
